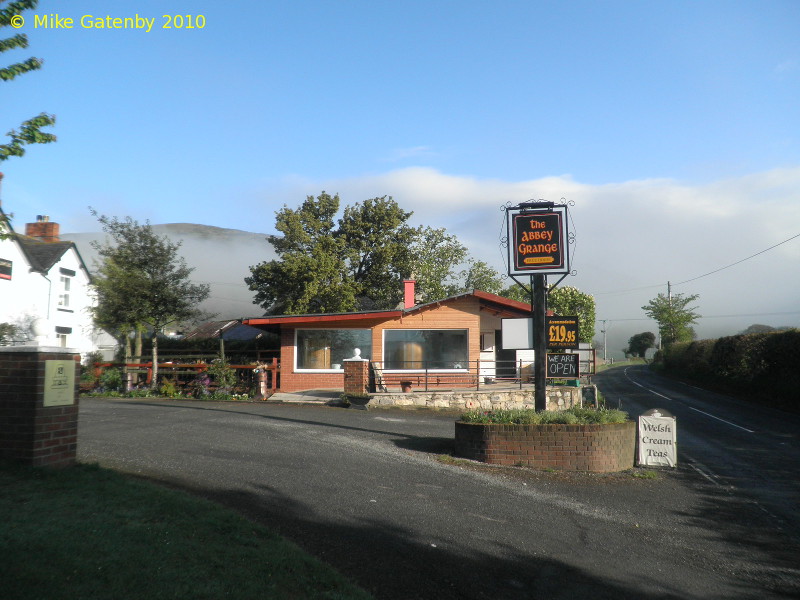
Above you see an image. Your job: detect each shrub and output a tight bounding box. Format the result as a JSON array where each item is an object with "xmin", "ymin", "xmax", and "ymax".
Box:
[
  {"xmin": 459, "ymin": 407, "xmax": 629, "ymax": 425},
  {"xmin": 98, "ymin": 368, "xmax": 124, "ymax": 392},
  {"xmin": 208, "ymin": 357, "xmax": 237, "ymax": 391}
]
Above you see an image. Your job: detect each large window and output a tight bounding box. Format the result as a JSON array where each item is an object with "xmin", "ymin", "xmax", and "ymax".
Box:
[
  {"xmin": 384, "ymin": 329, "xmax": 468, "ymax": 370},
  {"xmin": 296, "ymin": 329, "xmax": 371, "ymax": 370}
]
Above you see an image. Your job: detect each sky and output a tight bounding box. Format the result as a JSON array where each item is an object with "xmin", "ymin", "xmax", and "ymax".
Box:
[{"xmin": 2, "ymin": 0, "xmax": 799, "ymax": 357}]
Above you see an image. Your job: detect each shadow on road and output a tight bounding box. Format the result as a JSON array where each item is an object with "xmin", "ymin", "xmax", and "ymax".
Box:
[{"xmin": 159, "ymin": 479, "xmax": 701, "ymax": 600}]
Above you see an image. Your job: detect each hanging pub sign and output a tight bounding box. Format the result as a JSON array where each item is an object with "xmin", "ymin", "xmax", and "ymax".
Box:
[
  {"xmin": 546, "ymin": 315, "xmax": 579, "ymax": 349},
  {"xmin": 508, "ymin": 205, "xmax": 569, "ymax": 275}
]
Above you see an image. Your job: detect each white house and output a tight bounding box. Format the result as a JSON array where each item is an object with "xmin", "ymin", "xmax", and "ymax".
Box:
[{"xmin": 0, "ymin": 201, "xmax": 117, "ymax": 359}]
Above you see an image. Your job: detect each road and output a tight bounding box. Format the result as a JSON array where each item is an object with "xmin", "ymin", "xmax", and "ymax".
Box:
[
  {"xmin": 594, "ymin": 365, "xmax": 800, "ymax": 538},
  {"xmin": 77, "ymin": 378, "xmax": 800, "ymax": 599}
]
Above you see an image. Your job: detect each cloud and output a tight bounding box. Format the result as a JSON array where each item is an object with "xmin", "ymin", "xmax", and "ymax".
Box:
[{"xmin": 257, "ymin": 165, "xmax": 800, "ymax": 352}]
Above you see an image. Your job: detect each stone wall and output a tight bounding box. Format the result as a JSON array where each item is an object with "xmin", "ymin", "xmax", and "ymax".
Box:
[
  {"xmin": 455, "ymin": 421, "xmax": 636, "ymax": 472},
  {"xmin": 367, "ymin": 385, "xmax": 591, "ymax": 411}
]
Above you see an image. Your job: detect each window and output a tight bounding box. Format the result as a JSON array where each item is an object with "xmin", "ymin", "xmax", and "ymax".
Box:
[
  {"xmin": 384, "ymin": 329, "xmax": 468, "ymax": 370},
  {"xmin": 58, "ymin": 275, "xmax": 71, "ymax": 308},
  {"xmin": 296, "ymin": 329, "xmax": 372, "ymax": 370}
]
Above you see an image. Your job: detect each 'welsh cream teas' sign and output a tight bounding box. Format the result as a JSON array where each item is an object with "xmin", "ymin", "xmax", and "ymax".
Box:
[
  {"xmin": 43, "ymin": 360, "xmax": 75, "ymax": 407},
  {"xmin": 638, "ymin": 408, "xmax": 677, "ymax": 467}
]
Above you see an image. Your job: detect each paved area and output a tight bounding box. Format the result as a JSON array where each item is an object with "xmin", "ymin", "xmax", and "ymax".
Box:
[{"xmin": 78, "ymin": 391, "xmax": 800, "ymax": 600}]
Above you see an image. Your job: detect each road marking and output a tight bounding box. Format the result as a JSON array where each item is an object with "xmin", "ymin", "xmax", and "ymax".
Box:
[
  {"xmin": 686, "ymin": 406, "xmax": 755, "ymax": 433},
  {"xmin": 624, "ymin": 368, "xmax": 754, "ymax": 433}
]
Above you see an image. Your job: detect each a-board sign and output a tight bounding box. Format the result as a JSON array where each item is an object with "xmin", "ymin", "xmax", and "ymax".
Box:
[
  {"xmin": 546, "ymin": 353, "xmax": 579, "ymax": 378},
  {"xmin": 547, "ymin": 315, "xmax": 579, "ymax": 349},
  {"xmin": 638, "ymin": 408, "xmax": 677, "ymax": 467},
  {"xmin": 508, "ymin": 205, "xmax": 569, "ymax": 275},
  {"xmin": 43, "ymin": 360, "xmax": 75, "ymax": 407}
]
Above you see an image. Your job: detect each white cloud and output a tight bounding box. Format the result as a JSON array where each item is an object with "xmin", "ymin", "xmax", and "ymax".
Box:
[{"xmin": 257, "ymin": 165, "xmax": 800, "ymax": 353}]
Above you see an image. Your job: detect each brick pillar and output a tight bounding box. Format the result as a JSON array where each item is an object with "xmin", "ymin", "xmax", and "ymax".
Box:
[
  {"xmin": 0, "ymin": 347, "xmax": 80, "ymax": 467},
  {"xmin": 343, "ymin": 359, "xmax": 369, "ymax": 395}
]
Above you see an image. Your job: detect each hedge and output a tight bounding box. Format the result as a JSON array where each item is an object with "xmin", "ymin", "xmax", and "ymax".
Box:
[{"xmin": 657, "ymin": 330, "xmax": 799, "ymax": 409}]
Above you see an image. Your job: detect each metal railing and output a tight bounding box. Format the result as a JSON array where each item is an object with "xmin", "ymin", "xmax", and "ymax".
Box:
[{"xmin": 370, "ymin": 359, "xmax": 537, "ymax": 392}]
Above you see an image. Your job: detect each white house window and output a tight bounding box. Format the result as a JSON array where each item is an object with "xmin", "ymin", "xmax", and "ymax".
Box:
[
  {"xmin": 296, "ymin": 329, "xmax": 371, "ymax": 370},
  {"xmin": 384, "ymin": 329, "xmax": 468, "ymax": 370},
  {"xmin": 58, "ymin": 275, "xmax": 71, "ymax": 307}
]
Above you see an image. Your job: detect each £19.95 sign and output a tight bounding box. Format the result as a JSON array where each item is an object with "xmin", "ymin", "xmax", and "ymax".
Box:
[
  {"xmin": 508, "ymin": 205, "xmax": 569, "ymax": 275},
  {"xmin": 546, "ymin": 315, "xmax": 579, "ymax": 349}
]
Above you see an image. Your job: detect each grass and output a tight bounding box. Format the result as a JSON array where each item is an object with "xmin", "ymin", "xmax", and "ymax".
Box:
[
  {"xmin": 0, "ymin": 461, "xmax": 373, "ymax": 600},
  {"xmin": 596, "ymin": 357, "xmax": 648, "ymax": 373},
  {"xmin": 459, "ymin": 406, "xmax": 629, "ymax": 425}
]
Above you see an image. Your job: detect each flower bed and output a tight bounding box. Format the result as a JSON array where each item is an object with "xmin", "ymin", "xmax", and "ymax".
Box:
[{"xmin": 455, "ymin": 409, "xmax": 636, "ymax": 472}]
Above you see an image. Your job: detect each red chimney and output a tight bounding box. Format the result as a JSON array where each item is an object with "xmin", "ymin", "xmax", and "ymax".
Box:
[
  {"xmin": 25, "ymin": 215, "xmax": 60, "ymax": 242},
  {"xmin": 403, "ymin": 279, "xmax": 416, "ymax": 309}
]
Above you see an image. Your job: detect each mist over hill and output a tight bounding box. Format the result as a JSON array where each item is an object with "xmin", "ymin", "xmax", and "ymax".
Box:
[{"xmin": 62, "ymin": 223, "xmax": 276, "ymax": 321}]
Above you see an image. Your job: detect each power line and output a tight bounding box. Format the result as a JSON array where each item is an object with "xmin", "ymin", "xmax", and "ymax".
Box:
[
  {"xmin": 673, "ymin": 232, "xmax": 800, "ymax": 286},
  {"xmin": 595, "ymin": 232, "xmax": 800, "ymax": 296}
]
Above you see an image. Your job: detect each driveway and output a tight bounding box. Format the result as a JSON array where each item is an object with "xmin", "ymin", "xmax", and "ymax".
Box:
[{"xmin": 78, "ymin": 396, "xmax": 800, "ymax": 599}]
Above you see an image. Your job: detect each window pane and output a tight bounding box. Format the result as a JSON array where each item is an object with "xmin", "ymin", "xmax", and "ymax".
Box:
[
  {"xmin": 296, "ymin": 329, "xmax": 371, "ymax": 370},
  {"xmin": 384, "ymin": 330, "xmax": 468, "ymax": 369}
]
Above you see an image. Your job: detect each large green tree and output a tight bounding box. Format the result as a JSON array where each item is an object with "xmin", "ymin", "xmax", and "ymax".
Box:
[
  {"xmin": 247, "ymin": 193, "xmax": 515, "ymax": 314},
  {"xmin": 91, "ymin": 212, "xmax": 210, "ymax": 388},
  {"xmin": 1, "ymin": 0, "xmax": 56, "ymax": 162},
  {"xmin": 642, "ymin": 291, "xmax": 700, "ymax": 347},
  {"xmin": 246, "ymin": 192, "xmax": 357, "ymax": 314},
  {"xmin": 337, "ymin": 196, "xmax": 416, "ymax": 309}
]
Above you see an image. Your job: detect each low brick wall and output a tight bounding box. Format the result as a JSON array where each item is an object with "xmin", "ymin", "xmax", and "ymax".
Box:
[
  {"xmin": 454, "ymin": 421, "xmax": 636, "ymax": 472},
  {"xmin": 368, "ymin": 386, "xmax": 589, "ymax": 411}
]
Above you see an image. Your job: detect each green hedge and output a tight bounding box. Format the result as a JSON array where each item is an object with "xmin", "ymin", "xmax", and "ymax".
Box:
[{"xmin": 657, "ymin": 330, "xmax": 799, "ymax": 408}]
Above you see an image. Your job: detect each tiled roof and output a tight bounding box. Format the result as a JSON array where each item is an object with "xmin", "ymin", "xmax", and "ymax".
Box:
[{"xmin": 15, "ymin": 235, "xmax": 75, "ymax": 273}]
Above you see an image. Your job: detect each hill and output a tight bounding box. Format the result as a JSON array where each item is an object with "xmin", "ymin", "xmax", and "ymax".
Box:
[{"xmin": 61, "ymin": 223, "xmax": 276, "ymax": 321}]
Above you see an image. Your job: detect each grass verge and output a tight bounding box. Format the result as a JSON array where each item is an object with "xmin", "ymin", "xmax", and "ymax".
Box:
[{"xmin": 0, "ymin": 461, "xmax": 372, "ymax": 600}]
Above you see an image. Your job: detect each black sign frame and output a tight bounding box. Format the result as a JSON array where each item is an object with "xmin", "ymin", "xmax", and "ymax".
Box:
[
  {"xmin": 546, "ymin": 353, "xmax": 580, "ymax": 379},
  {"xmin": 507, "ymin": 205, "xmax": 570, "ymax": 275}
]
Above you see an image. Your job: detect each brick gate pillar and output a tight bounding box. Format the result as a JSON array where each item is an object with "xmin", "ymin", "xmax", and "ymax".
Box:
[
  {"xmin": 0, "ymin": 346, "xmax": 80, "ymax": 467},
  {"xmin": 343, "ymin": 353, "xmax": 370, "ymax": 395}
]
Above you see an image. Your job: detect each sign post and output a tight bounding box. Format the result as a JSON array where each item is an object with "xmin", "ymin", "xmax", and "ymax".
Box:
[{"xmin": 505, "ymin": 202, "xmax": 571, "ymax": 412}]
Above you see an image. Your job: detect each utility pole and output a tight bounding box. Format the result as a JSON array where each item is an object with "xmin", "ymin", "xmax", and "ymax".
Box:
[{"xmin": 600, "ymin": 319, "xmax": 608, "ymax": 362}]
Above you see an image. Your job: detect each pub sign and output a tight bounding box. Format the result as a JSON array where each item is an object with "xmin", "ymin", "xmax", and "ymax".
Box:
[{"xmin": 508, "ymin": 205, "xmax": 569, "ymax": 275}]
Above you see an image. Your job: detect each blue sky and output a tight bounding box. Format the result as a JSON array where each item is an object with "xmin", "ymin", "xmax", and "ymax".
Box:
[{"xmin": 3, "ymin": 0, "xmax": 799, "ymax": 351}]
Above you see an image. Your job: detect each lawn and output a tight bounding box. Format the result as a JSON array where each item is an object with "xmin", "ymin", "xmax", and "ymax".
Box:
[{"xmin": 0, "ymin": 461, "xmax": 372, "ymax": 600}]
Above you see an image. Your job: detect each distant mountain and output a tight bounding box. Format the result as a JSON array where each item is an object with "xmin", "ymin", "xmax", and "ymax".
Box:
[{"xmin": 61, "ymin": 223, "xmax": 277, "ymax": 320}]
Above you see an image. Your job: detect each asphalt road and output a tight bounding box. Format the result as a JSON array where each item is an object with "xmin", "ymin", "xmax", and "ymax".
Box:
[
  {"xmin": 594, "ymin": 365, "xmax": 800, "ymax": 538},
  {"xmin": 77, "ymin": 376, "xmax": 800, "ymax": 599}
]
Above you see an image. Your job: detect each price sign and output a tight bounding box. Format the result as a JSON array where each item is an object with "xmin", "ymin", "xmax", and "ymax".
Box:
[{"xmin": 546, "ymin": 316, "xmax": 579, "ymax": 349}]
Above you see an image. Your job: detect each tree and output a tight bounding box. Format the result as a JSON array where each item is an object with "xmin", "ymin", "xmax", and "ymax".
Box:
[
  {"xmin": 499, "ymin": 283, "xmax": 530, "ymax": 303},
  {"xmin": 627, "ymin": 332, "xmax": 656, "ymax": 357},
  {"xmin": 462, "ymin": 260, "xmax": 505, "ymax": 295},
  {"xmin": 642, "ymin": 291, "xmax": 700, "ymax": 347},
  {"xmin": 91, "ymin": 211, "xmax": 210, "ymax": 388},
  {"xmin": 246, "ymin": 192, "xmax": 357, "ymax": 314},
  {"xmin": 336, "ymin": 196, "xmax": 416, "ymax": 309},
  {"xmin": 548, "ymin": 285, "xmax": 596, "ymax": 344},
  {"xmin": 1, "ymin": 0, "xmax": 56, "ymax": 162},
  {"xmin": 409, "ymin": 225, "xmax": 469, "ymax": 303}
]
